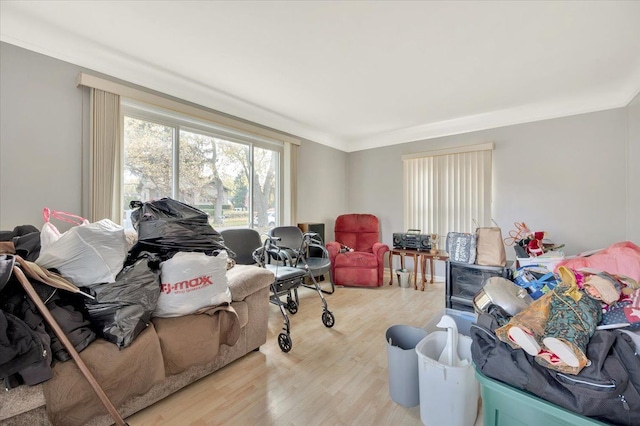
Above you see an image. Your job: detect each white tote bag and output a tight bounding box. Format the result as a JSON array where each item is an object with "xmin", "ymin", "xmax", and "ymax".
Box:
[
  {"xmin": 36, "ymin": 208, "xmax": 127, "ymax": 286},
  {"xmin": 154, "ymin": 251, "xmax": 232, "ymax": 318}
]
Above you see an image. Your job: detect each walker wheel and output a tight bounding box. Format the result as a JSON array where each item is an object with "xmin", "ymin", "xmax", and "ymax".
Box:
[
  {"xmin": 287, "ymin": 299, "xmax": 298, "ymax": 314},
  {"xmin": 278, "ymin": 333, "xmax": 292, "ymax": 352},
  {"xmin": 322, "ymin": 311, "xmax": 335, "ymax": 328}
]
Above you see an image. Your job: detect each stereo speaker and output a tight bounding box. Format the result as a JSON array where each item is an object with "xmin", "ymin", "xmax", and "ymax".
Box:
[{"xmin": 419, "ymin": 234, "xmax": 431, "ymax": 250}]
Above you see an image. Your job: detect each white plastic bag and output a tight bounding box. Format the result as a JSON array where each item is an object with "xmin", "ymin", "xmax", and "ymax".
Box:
[
  {"xmin": 154, "ymin": 251, "xmax": 232, "ymax": 318},
  {"xmin": 36, "ymin": 208, "xmax": 127, "ymax": 286}
]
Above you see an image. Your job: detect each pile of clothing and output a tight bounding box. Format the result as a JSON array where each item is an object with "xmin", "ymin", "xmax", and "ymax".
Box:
[
  {"xmin": 0, "ymin": 198, "xmax": 234, "ymax": 390},
  {"xmin": 472, "ymin": 241, "xmax": 640, "ymax": 425},
  {"xmin": 0, "ymin": 226, "xmax": 96, "ymax": 389}
]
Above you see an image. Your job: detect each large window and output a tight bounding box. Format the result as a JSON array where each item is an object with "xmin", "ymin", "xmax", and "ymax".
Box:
[
  {"xmin": 402, "ymin": 143, "xmax": 494, "ymax": 249},
  {"xmin": 122, "ymin": 100, "xmax": 282, "ymax": 232}
]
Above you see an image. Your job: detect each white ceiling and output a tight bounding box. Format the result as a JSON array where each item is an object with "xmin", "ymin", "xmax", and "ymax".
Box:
[{"xmin": 2, "ymin": 1, "xmax": 639, "ymax": 152}]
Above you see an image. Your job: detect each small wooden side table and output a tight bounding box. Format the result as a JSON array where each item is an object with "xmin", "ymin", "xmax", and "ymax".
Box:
[
  {"xmin": 388, "ymin": 248, "xmax": 421, "ymax": 289},
  {"xmin": 418, "ymin": 251, "xmax": 449, "ymax": 291}
]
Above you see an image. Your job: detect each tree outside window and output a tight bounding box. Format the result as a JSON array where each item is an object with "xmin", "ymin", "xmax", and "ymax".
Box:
[{"xmin": 123, "ymin": 114, "xmax": 279, "ymax": 231}]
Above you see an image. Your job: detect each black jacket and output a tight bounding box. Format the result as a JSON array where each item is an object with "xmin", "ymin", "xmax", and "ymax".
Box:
[{"xmin": 0, "ymin": 254, "xmax": 95, "ymax": 389}]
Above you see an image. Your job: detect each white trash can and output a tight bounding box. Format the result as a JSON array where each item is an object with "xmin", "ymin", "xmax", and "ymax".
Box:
[
  {"xmin": 396, "ymin": 269, "xmax": 412, "ymax": 288},
  {"xmin": 415, "ymin": 331, "xmax": 479, "ymax": 426},
  {"xmin": 385, "ymin": 325, "xmax": 429, "ymax": 407}
]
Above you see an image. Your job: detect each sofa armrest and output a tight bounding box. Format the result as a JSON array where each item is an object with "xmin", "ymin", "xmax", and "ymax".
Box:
[
  {"xmin": 326, "ymin": 241, "xmax": 341, "ymax": 262},
  {"xmin": 227, "ymin": 264, "xmax": 275, "ymax": 302},
  {"xmin": 373, "ymin": 243, "xmax": 390, "ymax": 286},
  {"xmin": 372, "ymin": 242, "xmax": 390, "ymax": 259}
]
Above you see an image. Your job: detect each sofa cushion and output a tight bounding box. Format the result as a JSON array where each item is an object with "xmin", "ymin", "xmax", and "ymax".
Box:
[
  {"xmin": 42, "ymin": 324, "xmax": 165, "ymax": 426},
  {"xmin": 1, "ymin": 264, "xmax": 273, "ymax": 426},
  {"xmin": 0, "ymin": 380, "xmax": 45, "ymax": 420},
  {"xmin": 153, "ymin": 305, "xmax": 240, "ymax": 376},
  {"xmin": 227, "ymin": 264, "xmax": 274, "ymax": 302}
]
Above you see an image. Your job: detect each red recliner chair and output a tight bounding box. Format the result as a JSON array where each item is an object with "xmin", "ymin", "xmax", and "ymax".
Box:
[{"xmin": 326, "ymin": 214, "xmax": 390, "ymax": 287}]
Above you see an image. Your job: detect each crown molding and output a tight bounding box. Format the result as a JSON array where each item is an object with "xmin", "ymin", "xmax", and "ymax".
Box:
[
  {"xmin": 344, "ymin": 90, "xmax": 634, "ymax": 152},
  {"xmin": 2, "ymin": 5, "xmax": 638, "ymax": 154},
  {"xmin": 0, "ymin": 6, "xmax": 346, "ymax": 150}
]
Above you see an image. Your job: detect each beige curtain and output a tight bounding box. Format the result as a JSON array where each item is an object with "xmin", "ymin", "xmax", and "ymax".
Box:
[
  {"xmin": 90, "ymin": 89, "xmax": 121, "ymax": 222},
  {"xmin": 287, "ymin": 143, "xmax": 298, "ymax": 225}
]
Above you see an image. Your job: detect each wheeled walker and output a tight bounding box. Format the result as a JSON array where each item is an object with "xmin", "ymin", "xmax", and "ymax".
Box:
[{"xmin": 254, "ymin": 233, "xmax": 335, "ymax": 352}]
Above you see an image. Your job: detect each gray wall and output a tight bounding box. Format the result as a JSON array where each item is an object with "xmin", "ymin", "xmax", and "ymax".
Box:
[
  {"xmin": 296, "ymin": 138, "xmax": 348, "ymax": 242},
  {"xmin": 0, "ymin": 42, "xmax": 85, "ymax": 229},
  {"xmin": 1, "ymin": 42, "xmax": 637, "ymax": 273},
  {"xmin": 348, "ymin": 109, "xmax": 632, "ymax": 275},
  {"xmin": 0, "ymin": 42, "xmax": 348, "ymax": 234},
  {"xmin": 628, "ymin": 92, "xmax": 640, "ymax": 243}
]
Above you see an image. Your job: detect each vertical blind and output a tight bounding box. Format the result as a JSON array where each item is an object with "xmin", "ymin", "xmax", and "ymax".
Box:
[{"xmin": 403, "ymin": 143, "xmax": 493, "ymax": 248}]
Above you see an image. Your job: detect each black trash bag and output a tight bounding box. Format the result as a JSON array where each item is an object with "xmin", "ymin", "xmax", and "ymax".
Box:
[
  {"xmin": 83, "ymin": 252, "xmax": 161, "ymax": 349},
  {"xmin": 128, "ymin": 198, "xmax": 231, "ymax": 262}
]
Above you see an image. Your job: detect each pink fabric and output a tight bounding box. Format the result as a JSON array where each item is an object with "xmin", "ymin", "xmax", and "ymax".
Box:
[
  {"xmin": 555, "ymin": 241, "xmax": 640, "ymax": 282},
  {"xmin": 328, "ymin": 214, "xmax": 390, "ymax": 287}
]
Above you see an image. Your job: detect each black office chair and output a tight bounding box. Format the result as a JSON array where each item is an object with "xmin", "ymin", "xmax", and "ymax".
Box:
[
  {"xmin": 220, "ymin": 228, "xmax": 300, "ymax": 308},
  {"xmin": 219, "ymin": 228, "xmax": 261, "ymax": 266}
]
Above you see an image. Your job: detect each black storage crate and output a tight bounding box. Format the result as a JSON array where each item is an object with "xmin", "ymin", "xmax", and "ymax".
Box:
[{"xmin": 446, "ymin": 261, "xmax": 511, "ymax": 312}]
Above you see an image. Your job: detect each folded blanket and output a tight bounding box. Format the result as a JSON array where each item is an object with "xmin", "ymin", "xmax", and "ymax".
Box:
[{"xmin": 152, "ymin": 304, "xmax": 240, "ymax": 375}]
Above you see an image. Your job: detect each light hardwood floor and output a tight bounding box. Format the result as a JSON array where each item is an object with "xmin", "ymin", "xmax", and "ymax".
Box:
[{"xmin": 127, "ymin": 275, "xmax": 479, "ymax": 426}]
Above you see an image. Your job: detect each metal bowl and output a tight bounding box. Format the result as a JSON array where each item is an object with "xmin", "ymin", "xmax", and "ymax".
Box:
[{"xmin": 473, "ymin": 276, "xmax": 533, "ymax": 316}]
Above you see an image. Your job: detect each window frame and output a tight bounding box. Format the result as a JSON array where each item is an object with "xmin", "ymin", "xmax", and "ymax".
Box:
[
  {"xmin": 121, "ymin": 98, "xmax": 284, "ymax": 229},
  {"xmin": 79, "ymin": 73, "xmax": 300, "ymax": 226}
]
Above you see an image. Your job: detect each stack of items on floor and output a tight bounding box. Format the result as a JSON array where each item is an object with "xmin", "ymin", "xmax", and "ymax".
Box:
[
  {"xmin": 444, "ymin": 223, "xmax": 512, "ymax": 312},
  {"xmin": 471, "ymin": 241, "xmax": 640, "ymax": 425},
  {"xmin": 0, "ymin": 198, "xmax": 266, "ymax": 425},
  {"xmin": 445, "ymin": 220, "xmax": 565, "ymax": 270}
]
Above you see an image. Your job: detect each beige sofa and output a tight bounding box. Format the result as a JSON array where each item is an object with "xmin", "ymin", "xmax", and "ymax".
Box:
[{"xmin": 0, "ymin": 264, "xmax": 274, "ymax": 426}]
